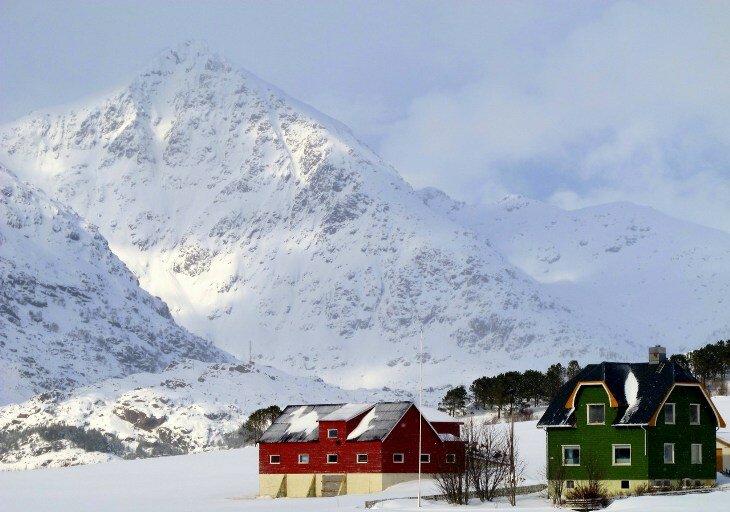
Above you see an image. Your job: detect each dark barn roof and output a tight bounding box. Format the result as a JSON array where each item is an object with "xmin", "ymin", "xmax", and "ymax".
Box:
[
  {"xmin": 260, "ymin": 401, "xmax": 418, "ymax": 443},
  {"xmin": 537, "ymin": 361, "xmax": 703, "ymax": 428}
]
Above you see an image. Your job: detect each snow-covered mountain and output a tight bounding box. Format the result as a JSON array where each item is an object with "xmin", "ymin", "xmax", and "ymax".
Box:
[
  {"xmin": 420, "ymin": 190, "xmax": 730, "ymax": 353},
  {"xmin": 0, "ymin": 41, "xmax": 678, "ymax": 391},
  {"xmin": 0, "ymin": 359, "xmax": 394, "ymax": 470},
  {"xmin": 0, "ymin": 164, "xmax": 229, "ymax": 405}
]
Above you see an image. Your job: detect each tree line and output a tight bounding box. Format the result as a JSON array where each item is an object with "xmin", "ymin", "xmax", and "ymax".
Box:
[
  {"xmin": 670, "ymin": 339, "xmax": 729, "ymax": 393},
  {"xmin": 440, "ymin": 360, "xmax": 582, "ymax": 417}
]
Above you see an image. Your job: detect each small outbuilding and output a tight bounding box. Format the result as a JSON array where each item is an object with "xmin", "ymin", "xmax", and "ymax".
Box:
[
  {"xmin": 258, "ymin": 401, "xmax": 465, "ymax": 497},
  {"xmin": 717, "ymin": 432, "xmax": 730, "ymax": 473}
]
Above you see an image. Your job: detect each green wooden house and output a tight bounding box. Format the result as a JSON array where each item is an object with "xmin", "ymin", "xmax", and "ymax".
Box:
[{"xmin": 537, "ymin": 347, "xmax": 726, "ymax": 496}]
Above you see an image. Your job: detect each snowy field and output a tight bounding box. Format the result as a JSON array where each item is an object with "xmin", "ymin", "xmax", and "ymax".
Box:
[{"xmin": 1, "ymin": 417, "xmax": 729, "ymax": 511}]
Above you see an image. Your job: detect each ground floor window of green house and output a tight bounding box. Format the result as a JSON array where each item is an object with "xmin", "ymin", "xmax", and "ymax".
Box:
[
  {"xmin": 563, "ymin": 445, "xmax": 580, "ymax": 465},
  {"xmin": 621, "ymin": 480, "xmax": 630, "ymax": 490},
  {"xmin": 613, "ymin": 444, "xmax": 631, "ymax": 465},
  {"xmin": 691, "ymin": 443, "xmax": 702, "ymax": 464},
  {"xmin": 663, "ymin": 443, "xmax": 674, "ymax": 464}
]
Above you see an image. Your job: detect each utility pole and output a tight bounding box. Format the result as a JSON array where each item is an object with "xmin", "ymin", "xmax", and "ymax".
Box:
[
  {"xmin": 249, "ymin": 340, "xmax": 253, "ymax": 364},
  {"xmin": 417, "ymin": 326, "xmax": 424, "ymax": 508}
]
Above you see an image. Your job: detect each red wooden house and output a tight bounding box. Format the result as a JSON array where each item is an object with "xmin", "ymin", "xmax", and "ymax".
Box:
[{"xmin": 258, "ymin": 401, "xmax": 465, "ymax": 497}]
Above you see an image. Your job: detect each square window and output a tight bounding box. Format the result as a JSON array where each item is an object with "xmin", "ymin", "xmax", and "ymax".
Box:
[
  {"xmin": 663, "ymin": 443, "xmax": 674, "ymax": 464},
  {"xmin": 327, "ymin": 428, "xmax": 338, "ymax": 438},
  {"xmin": 613, "ymin": 445, "xmax": 631, "ymax": 465},
  {"xmin": 691, "ymin": 443, "xmax": 702, "ymax": 464},
  {"xmin": 566, "ymin": 480, "xmax": 575, "ymax": 489},
  {"xmin": 393, "ymin": 453, "xmax": 404, "ymax": 463},
  {"xmin": 563, "ymin": 445, "xmax": 580, "ymax": 466},
  {"xmin": 357, "ymin": 453, "xmax": 368, "ymax": 463},
  {"xmin": 664, "ymin": 403, "xmax": 675, "ymax": 424},
  {"xmin": 621, "ymin": 480, "xmax": 630, "ymax": 490},
  {"xmin": 269, "ymin": 455, "xmax": 280, "ymax": 464},
  {"xmin": 298, "ymin": 454, "xmax": 309, "ymax": 464},
  {"xmin": 446, "ymin": 453, "xmax": 456, "ymax": 464},
  {"xmin": 327, "ymin": 453, "xmax": 338, "ymax": 464},
  {"xmin": 587, "ymin": 404, "xmax": 605, "ymax": 424},
  {"xmin": 690, "ymin": 404, "xmax": 700, "ymax": 425},
  {"xmin": 420, "ymin": 453, "xmax": 430, "ymax": 463},
  {"xmin": 653, "ymin": 480, "xmax": 662, "ymax": 488}
]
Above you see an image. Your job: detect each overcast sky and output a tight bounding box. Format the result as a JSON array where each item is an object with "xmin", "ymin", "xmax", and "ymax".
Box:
[{"xmin": 2, "ymin": 0, "xmax": 729, "ymax": 232}]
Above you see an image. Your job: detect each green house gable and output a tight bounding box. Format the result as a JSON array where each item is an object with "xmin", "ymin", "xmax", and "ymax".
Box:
[{"xmin": 538, "ymin": 359, "xmax": 725, "ymax": 493}]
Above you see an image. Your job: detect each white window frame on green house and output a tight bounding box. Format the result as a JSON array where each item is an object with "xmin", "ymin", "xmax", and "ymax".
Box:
[
  {"xmin": 612, "ymin": 444, "xmax": 631, "ymax": 466},
  {"xmin": 690, "ymin": 403, "xmax": 700, "ymax": 425},
  {"xmin": 562, "ymin": 445, "xmax": 581, "ymax": 466},
  {"xmin": 664, "ymin": 403, "xmax": 675, "ymax": 424},
  {"xmin": 663, "ymin": 443, "xmax": 675, "ymax": 464},
  {"xmin": 586, "ymin": 404, "xmax": 605, "ymax": 425},
  {"xmin": 691, "ymin": 443, "xmax": 702, "ymax": 464}
]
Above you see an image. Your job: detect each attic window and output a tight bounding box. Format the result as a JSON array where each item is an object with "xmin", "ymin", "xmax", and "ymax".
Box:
[
  {"xmin": 664, "ymin": 403, "xmax": 675, "ymax": 424},
  {"xmin": 690, "ymin": 404, "xmax": 700, "ymax": 425},
  {"xmin": 327, "ymin": 428, "xmax": 338, "ymax": 438},
  {"xmin": 269, "ymin": 455, "xmax": 280, "ymax": 464},
  {"xmin": 587, "ymin": 404, "xmax": 605, "ymax": 425}
]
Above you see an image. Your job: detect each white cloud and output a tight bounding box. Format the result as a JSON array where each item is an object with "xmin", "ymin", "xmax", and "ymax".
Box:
[{"xmin": 379, "ymin": 1, "xmax": 730, "ymax": 233}]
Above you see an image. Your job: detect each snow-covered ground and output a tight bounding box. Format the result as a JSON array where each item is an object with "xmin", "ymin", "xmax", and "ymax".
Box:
[{"xmin": 1, "ymin": 417, "xmax": 728, "ymax": 511}]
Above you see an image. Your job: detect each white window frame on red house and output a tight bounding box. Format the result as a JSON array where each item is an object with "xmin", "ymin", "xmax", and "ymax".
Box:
[
  {"xmin": 327, "ymin": 428, "xmax": 338, "ymax": 438},
  {"xmin": 269, "ymin": 455, "xmax": 280, "ymax": 464},
  {"xmin": 356, "ymin": 453, "xmax": 368, "ymax": 463},
  {"xmin": 446, "ymin": 453, "xmax": 456, "ymax": 463},
  {"xmin": 298, "ymin": 453, "xmax": 309, "ymax": 464},
  {"xmin": 393, "ymin": 453, "xmax": 404, "ymax": 463},
  {"xmin": 327, "ymin": 453, "xmax": 338, "ymax": 464},
  {"xmin": 420, "ymin": 453, "xmax": 430, "ymax": 463}
]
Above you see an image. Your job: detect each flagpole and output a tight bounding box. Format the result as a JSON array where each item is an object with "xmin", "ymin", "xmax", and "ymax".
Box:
[{"xmin": 418, "ymin": 326, "xmax": 423, "ymax": 508}]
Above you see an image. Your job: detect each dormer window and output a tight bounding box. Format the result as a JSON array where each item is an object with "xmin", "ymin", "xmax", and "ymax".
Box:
[
  {"xmin": 664, "ymin": 403, "xmax": 675, "ymax": 425},
  {"xmin": 587, "ymin": 404, "xmax": 605, "ymax": 425},
  {"xmin": 327, "ymin": 428, "xmax": 338, "ymax": 438}
]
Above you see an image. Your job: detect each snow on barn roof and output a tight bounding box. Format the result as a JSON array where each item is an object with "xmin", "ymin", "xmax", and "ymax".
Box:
[
  {"xmin": 320, "ymin": 403, "xmax": 372, "ymax": 421},
  {"xmin": 422, "ymin": 406, "xmax": 461, "ymax": 423},
  {"xmin": 260, "ymin": 401, "xmax": 460, "ymax": 443},
  {"xmin": 259, "ymin": 404, "xmax": 342, "ymax": 442}
]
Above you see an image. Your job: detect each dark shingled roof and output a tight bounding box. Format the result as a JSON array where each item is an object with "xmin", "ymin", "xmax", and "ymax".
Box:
[
  {"xmin": 259, "ymin": 401, "xmax": 416, "ymax": 443},
  {"xmin": 537, "ymin": 361, "xmax": 699, "ymax": 428}
]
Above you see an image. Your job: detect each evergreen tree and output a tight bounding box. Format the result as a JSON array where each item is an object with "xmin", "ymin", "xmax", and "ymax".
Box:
[
  {"xmin": 240, "ymin": 405, "xmax": 282, "ymax": 444},
  {"xmin": 441, "ymin": 385, "xmax": 468, "ymax": 416},
  {"xmin": 566, "ymin": 360, "xmax": 582, "ymax": 380},
  {"xmin": 543, "ymin": 363, "xmax": 565, "ymax": 403}
]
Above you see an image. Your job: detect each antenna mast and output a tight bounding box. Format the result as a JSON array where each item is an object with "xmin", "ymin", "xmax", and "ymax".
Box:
[{"xmin": 418, "ymin": 326, "xmax": 424, "ymax": 508}]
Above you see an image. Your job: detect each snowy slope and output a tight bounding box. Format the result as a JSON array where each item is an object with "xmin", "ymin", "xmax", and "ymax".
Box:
[
  {"xmin": 0, "ymin": 41, "xmax": 639, "ymax": 390},
  {"xmin": 0, "ymin": 359, "xmax": 391, "ymax": 470},
  {"xmin": 420, "ymin": 190, "xmax": 730, "ymax": 352},
  {"xmin": 0, "ymin": 164, "xmax": 229, "ymax": 405}
]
